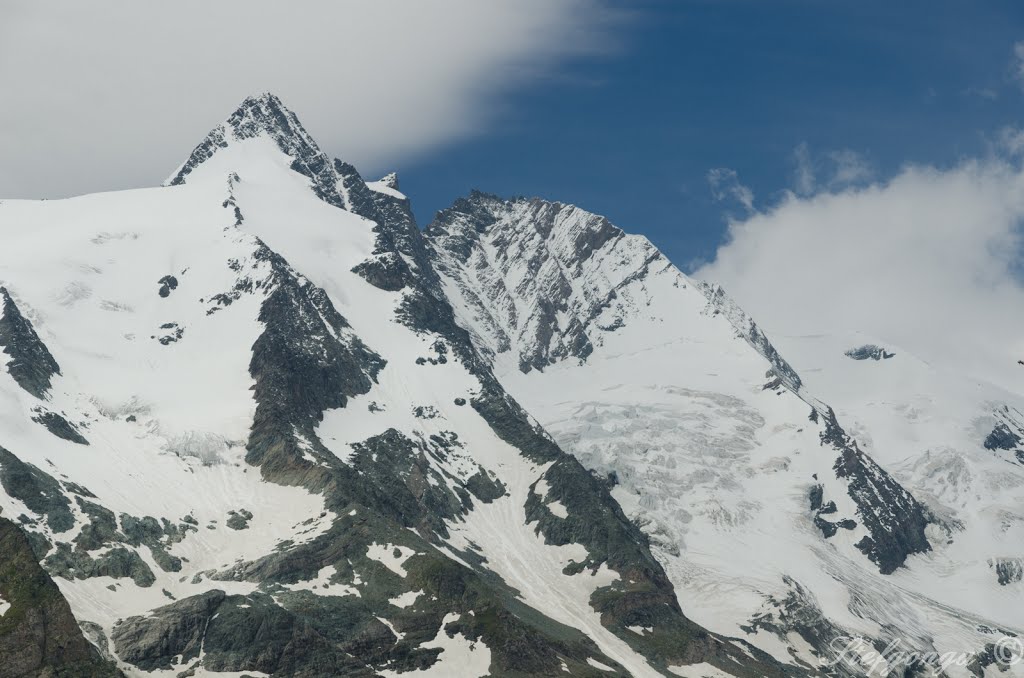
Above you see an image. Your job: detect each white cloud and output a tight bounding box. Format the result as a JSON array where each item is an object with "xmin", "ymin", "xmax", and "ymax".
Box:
[
  {"xmin": 707, "ymin": 167, "xmax": 755, "ymax": 213},
  {"xmin": 698, "ymin": 157, "xmax": 1024, "ymax": 392},
  {"xmin": 0, "ymin": 0, "xmax": 617, "ymax": 198}
]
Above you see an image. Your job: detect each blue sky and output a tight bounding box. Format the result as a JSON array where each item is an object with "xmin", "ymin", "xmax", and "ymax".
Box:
[{"xmin": 398, "ymin": 0, "xmax": 1024, "ymax": 270}]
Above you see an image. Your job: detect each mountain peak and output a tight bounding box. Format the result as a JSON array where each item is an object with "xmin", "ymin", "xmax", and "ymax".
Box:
[
  {"xmin": 240, "ymin": 90, "xmax": 285, "ymax": 107},
  {"xmin": 164, "ymin": 94, "xmax": 372, "ymax": 213},
  {"xmin": 221, "ymin": 91, "xmax": 305, "ymax": 142},
  {"xmin": 377, "ymin": 171, "xmax": 399, "ymax": 191},
  {"xmin": 165, "ymin": 92, "xmax": 326, "ymax": 190}
]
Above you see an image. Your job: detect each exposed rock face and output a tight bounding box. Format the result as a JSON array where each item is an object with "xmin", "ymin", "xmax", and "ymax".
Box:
[
  {"xmin": 427, "ymin": 192, "xmax": 667, "ymax": 372},
  {"xmin": 989, "ymin": 557, "xmax": 1024, "ymax": 585},
  {"xmin": 0, "ymin": 287, "xmax": 61, "ymax": 398},
  {"xmin": 167, "ymin": 93, "xmax": 351, "ymax": 211},
  {"xmin": 112, "ymin": 589, "xmax": 376, "ymax": 676},
  {"xmin": 984, "ymin": 406, "xmax": 1024, "ymax": 464},
  {"xmin": 351, "ymin": 171, "xmax": 436, "ymax": 296},
  {"xmin": 820, "ymin": 407, "xmax": 932, "ymax": 574},
  {"xmin": 986, "ymin": 423, "xmax": 1022, "ymax": 450},
  {"xmin": 32, "ymin": 410, "xmax": 89, "ymax": 445},
  {"xmin": 0, "ymin": 445, "xmax": 75, "ymax": 534},
  {"xmin": 0, "ymin": 516, "xmax": 123, "ymax": 677},
  {"xmin": 245, "ymin": 241, "xmax": 385, "ymax": 490},
  {"xmin": 845, "ymin": 344, "xmax": 895, "ymax": 361}
]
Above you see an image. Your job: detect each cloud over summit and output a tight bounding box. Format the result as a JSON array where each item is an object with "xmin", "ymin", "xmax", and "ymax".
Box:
[{"xmin": 0, "ymin": 0, "xmax": 616, "ymax": 199}]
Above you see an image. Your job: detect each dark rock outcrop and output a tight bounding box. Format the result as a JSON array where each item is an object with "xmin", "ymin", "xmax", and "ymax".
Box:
[
  {"xmin": 982, "ymin": 407, "xmax": 1024, "ymax": 464},
  {"xmin": 0, "ymin": 287, "xmax": 61, "ymax": 398},
  {"xmin": 156, "ymin": 275, "xmax": 178, "ymax": 298},
  {"xmin": 0, "ymin": 516, "xmax": 124, "ymax": 677},
  {"xmin": 0, "ymin": 446, "xmax": 74, "ymax": 533},
  {"xmin": 112, "ymin": 590, "xmax": 375, "ymax": 676},
  {"xmin": 989, "ymin": 558, "xmax": 1024, "ymax": 585},
  {"xmin": 822, "ymin": 407, "xmax": 932, "ymax": 574},
  {"xmin": 32, "ymin": 410, "xmax": 89, "ymax": 445},
  {"xmin": 225, "ymin": 509, "xmax": 252, "ymax": 530},
  {"xmin": 845, "ymin": 344, "xmax": 895, "ymax": 361},
  {"xmin": 245, "ymin": 242, "xmax": 384, "ymax": 490},
  {"xmin": 985, "ymin": 423, "xmax": 1022, "ymax": 451}
]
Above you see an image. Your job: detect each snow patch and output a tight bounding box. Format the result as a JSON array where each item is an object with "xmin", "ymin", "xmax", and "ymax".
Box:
[
  {"xmin": 366, "ymin": 543, "xmax": 417, "ymax": 577},
  {"xmin": 283, "ymin": 565, "xmax": 360, "ymax": 598},
  {"xmin": 379, "ymin": 612, "xmax": 490, "ymax": 678},
  {"xmin": 366, "ymin": 180, "xmax": 406, "ymax": 201},
  {"xmin": 668, "ymin": 662, "xmax": 735, "ymax": 677},
  {"xmin": 587, "ymin": 657, "xmax": 616, "ymax": 672},
  {"xmin": 533, "ymin": 477, "xmax": 568, "ymax": 518},
  {"xmin": 389, "ymin": 589, "xmax": 422, "ymax": 608}
]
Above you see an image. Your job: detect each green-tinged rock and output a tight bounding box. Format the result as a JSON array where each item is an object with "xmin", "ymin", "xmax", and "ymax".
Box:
[{"xmin": 0, "ymin": 516, "xmax": 124, "ymax": 677}]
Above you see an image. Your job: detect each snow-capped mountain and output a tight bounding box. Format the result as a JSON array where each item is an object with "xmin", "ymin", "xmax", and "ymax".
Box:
[
  {"xmin": 0, "ymin": 94, "xmax": 788, "ymax": 678},
  {"xmin": 425, "ymin": 192, "xmax": 1024, "ymax": 676},
  {"xmin": 0, "ymin": 93, "xmax": 1019, "ymax": 678}
]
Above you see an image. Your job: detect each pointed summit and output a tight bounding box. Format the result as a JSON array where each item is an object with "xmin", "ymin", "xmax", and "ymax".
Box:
[{"xmin": 164, "ymin": 92, "xmax": 354, "ymax": 209}]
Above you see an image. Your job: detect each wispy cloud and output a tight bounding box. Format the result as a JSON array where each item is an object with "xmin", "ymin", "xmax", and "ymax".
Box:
[
  {"xmin": 707, "ymin": 167, "xmax": 755, "ymax": 213},
  {"xmin": 827, "ymin": 149, "xmax": 873, "ymax": 188},
  {"xmin": 963, "ymin": 85, "xmax": 999, "ymax": 101},
  {"xmin": 791, "ymin": 143, "xmax": 873, "ymax": 195},
  {"xmin": 1014, "ymin": 41, "xmax": 1024, "ymax": 88}
]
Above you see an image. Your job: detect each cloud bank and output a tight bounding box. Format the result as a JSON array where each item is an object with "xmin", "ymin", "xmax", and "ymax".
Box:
[
  {"xmin": 698, "ymin": 150, "xmax": 1024, "ymax": 393},
  {"xmin": 0, "ymin": 0, "xmax": 615, "ymax": 198}
]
